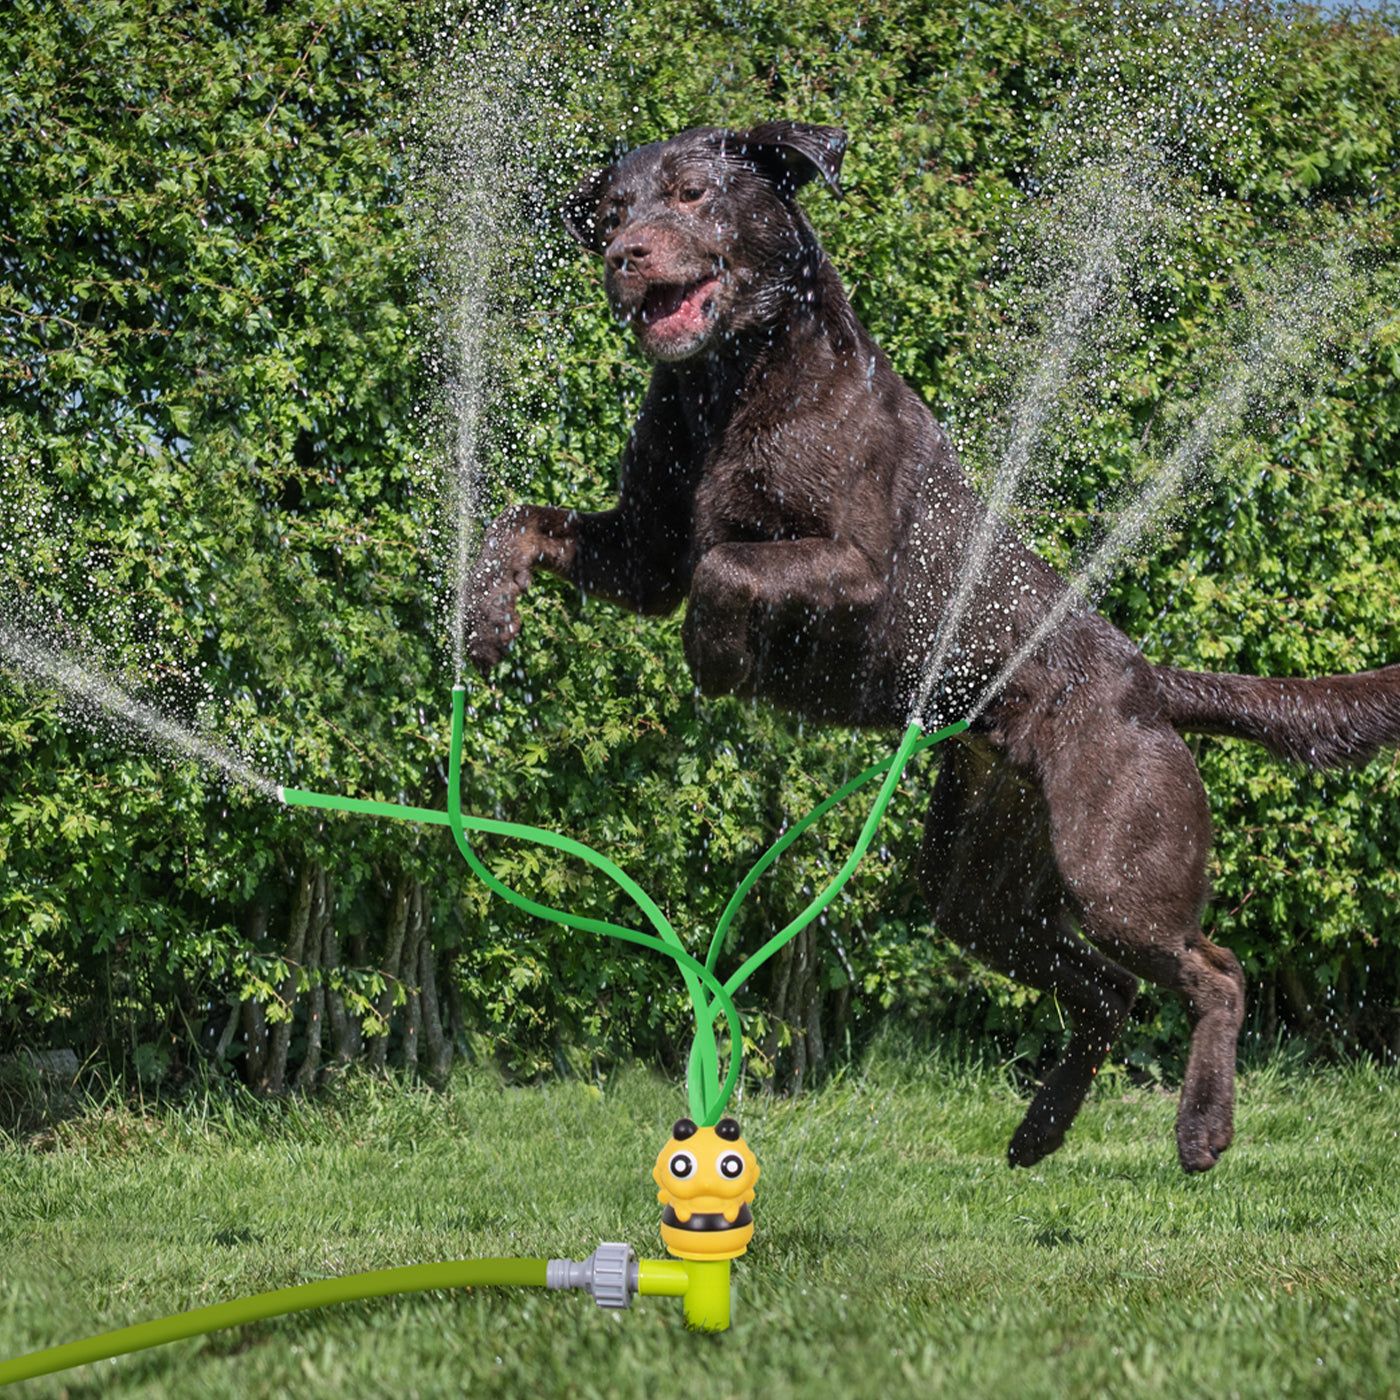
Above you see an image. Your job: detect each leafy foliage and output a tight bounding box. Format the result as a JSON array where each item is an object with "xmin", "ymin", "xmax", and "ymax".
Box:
[{"xmin": 0, "ymin": 0, "xmax": 1398, "ymax": 1092}]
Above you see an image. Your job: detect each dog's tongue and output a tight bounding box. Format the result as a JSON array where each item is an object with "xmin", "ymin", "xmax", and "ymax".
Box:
[{"xmin": 641, "ymin": 278, "xmax": 717, "ymax": 336}]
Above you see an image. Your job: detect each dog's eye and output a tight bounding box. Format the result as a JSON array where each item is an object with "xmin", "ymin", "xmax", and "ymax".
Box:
[{"xmin": 678, "ymin": 185, "xmax": 706, "ymax": 204}]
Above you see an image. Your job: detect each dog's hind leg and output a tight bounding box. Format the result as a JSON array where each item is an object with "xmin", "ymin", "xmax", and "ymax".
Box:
[
  {"xmin": 918, "ymin": 744, "xmax": 1139, "ymax": 1168},
  {"xmin": 1082, "ymin": 918, "xmax": 1245, "ymax": 1173},
  {"xmin": 1083, "ymin": 925, "xmax": 1245, "ymax": 1173},
  {"xmin": 1171, "ymin": 938, "xmax": 1247, "ymax": 1170},
  {"xmin": 1040, "ymin": 720, "xmax": 1246, "ymax": 1172}
]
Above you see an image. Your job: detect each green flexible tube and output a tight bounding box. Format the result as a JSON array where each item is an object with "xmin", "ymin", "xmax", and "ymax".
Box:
[
  {"xmin": 0, "ymin": 1259, "xmax": 548, "ymax": 1388},
  {"xmin": 281, "ymin": 688, "xmax": 968, "ymax": 1125},
  {"xmin": 280, "ymin": 771, "xmax": 747, "ymax": 1123},
  {"xmin": 679, "ymin": 716, "xmax": 967, "ymax": 1106},
  {"xmin": 703, "ymin": 717, "xmax": 969, "ymax": 979},
  {"xmin": 444, "ymin": 686, "xmax": 740, "ymax": 1121}
]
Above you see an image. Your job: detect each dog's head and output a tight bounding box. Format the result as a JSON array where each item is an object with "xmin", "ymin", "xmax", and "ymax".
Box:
[{"xmin": 562, "ymin": 121, "xmax": 846, "ymax": 363}]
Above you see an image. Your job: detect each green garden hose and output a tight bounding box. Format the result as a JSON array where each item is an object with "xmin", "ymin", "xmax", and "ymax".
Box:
[
  {"xmin": 0, "ymin": 1259, "xmax": 549, "ymax": 1387},
  {"xmin": 0, "ymin": 1249, "xmax": 735, "ymax": 1385}
]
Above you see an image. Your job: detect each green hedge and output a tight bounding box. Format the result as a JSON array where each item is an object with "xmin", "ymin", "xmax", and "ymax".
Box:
[{"xmin": 1, "ymin": 0, "xmax": 1397, "ymax": 1094}]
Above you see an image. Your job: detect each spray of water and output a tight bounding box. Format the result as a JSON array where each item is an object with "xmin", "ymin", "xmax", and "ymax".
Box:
[
  {"xmin": 0, "ymin": 619, "xmax": 277, "ymax": 798},
  {"xmin": 963, "ymin": 250, "xmax": 1365, "ymax": 723},
  {"xmin": 412, "ymin": 3, "xmax": 620, "ymax": 675},
  {"xmin": 0, "ymin": 435, "xmax": 278, "ymax": 794},
  {"xmin": 910, "ymin": 161, "xmax": 1162, "ymax": 725},
  {"xmin": 912, "ymin": 3, "xmax": 1372, "ymax": 728},
  {"xmin": 417, "ymin": 55, "xmax": 521, "ymax": 674}
]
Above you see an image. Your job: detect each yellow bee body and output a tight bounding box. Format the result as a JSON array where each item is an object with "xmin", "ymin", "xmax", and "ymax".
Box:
[{"xmin": 652, "ymin": 1117, "xmax": 760, "ymax": 1261}]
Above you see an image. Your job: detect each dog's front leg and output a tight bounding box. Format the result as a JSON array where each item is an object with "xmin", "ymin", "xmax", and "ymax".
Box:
[
  {"xmin": 682, "ymin": 539, "xmax": 887, "ymax": 711},
  {"xmin": 464, "ymin": 495, "xmax": 693, "ymax": 673}
]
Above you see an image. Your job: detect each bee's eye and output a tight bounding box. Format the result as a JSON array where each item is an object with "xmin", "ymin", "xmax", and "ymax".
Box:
[
  {"xmin": 718, "ymin": 1152, "xmax": 745, "ymax": 1180},
  {"xmin": 668, "ymin": 1151, "xmax": 697, "ymax": 1179}
]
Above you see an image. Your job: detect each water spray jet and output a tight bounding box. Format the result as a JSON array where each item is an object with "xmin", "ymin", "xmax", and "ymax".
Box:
[{"xmin": 0, "ymin": 620, "xmax": 276, "ymax": 798}]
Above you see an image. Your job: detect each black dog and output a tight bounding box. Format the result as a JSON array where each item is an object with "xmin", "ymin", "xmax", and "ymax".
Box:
[{"xmin": 464, "ymin": 121, "xmax": 1400, "ymax": 1172}]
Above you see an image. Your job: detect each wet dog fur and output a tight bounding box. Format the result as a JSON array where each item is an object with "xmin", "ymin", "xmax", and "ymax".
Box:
[{"xmin": 463, "ymin": 121, "xmax": 1400, "ymax": 1172}]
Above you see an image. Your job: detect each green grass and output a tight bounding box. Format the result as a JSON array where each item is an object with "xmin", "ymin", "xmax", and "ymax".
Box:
[{"xmin": 2, "ymin": 1048, "xmax": 1399, "ymax": 1398}]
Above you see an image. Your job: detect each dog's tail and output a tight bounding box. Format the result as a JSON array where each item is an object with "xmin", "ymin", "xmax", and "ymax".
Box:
[{"xmin": 1155, "ymin": 662, "xmax": 1400, "ymax": 769}]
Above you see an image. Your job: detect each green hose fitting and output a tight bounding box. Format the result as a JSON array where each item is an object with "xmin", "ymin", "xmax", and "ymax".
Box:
[
  {"xmin": 544, "ymin": 1244, "xmax": 732, "ymax": 1331},
  {"xmin": 638, "ymin": 1258, "xmax": 732, "ymax": 1332}
]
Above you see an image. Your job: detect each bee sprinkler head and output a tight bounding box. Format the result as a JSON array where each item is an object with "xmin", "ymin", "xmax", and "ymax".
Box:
[{"xmin": 653, "ymin": 1116, "xmax": 760, "ymax": 1261}]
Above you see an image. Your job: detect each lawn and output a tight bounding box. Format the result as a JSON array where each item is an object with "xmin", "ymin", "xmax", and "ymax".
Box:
[{"xmin": 2, "ymin": 1047, "xmax": 1399, "ymax": 1398}]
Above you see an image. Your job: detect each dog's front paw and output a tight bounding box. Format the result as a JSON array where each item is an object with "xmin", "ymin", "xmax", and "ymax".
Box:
[
  {"xmin": 465, "ymin": 604, "xmax": 519, "ymax": 674},
  {"xmin": 462, "ymin": 565, "xmax": 531, "ymax": 674}
]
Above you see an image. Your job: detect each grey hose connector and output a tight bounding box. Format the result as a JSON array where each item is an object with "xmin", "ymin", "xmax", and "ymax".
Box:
[{"xmin": 545, "ymin": 1242, "xmax": 639, "ymax": 1309}]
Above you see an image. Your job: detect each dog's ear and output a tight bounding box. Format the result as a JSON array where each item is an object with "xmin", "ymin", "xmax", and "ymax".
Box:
[
  {"xmin": 732, "ymin": 122, "xmax": 846, "ymax": 198},
  {"xmin": 561, "ymin": 164, "xmax": 614, "ymax": 254}
]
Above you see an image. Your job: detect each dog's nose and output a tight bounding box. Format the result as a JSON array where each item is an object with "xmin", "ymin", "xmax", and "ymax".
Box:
[{"xmin": 606, "ymin": 237, "xmax": 650, "ymax": 272}]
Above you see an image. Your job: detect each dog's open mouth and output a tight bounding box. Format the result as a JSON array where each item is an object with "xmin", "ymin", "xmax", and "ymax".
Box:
[{"xmin": 639, "ymin": 276, "xmax": 720, "ymax": 339}]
